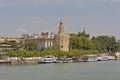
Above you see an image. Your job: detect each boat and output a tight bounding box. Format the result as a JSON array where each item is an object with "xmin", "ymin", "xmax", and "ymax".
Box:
[
  {"xmin": 96, "ymin": 57, "xmax": 103, "ymax": 61},
  {"xmin": 87, "ymin": 58, "xmax": 97, "ymax": 62},
  {"xmin": 96, "ymin": 56, "xmax": 108, "ymax": 61},
  {"xmin": 39, "ymin": 55, "xmax": 56, "ymax": 63},
  {"xmin": 55, "ymin": 57, "xmax": 64, "ymax": 63},
  {"xmin": 107, "ymin": 56, "xmax": 115, "ymax": 60},
  {"xmin": 86, "ymin": 54, "xmax": 97, "ymax": 62},
  {"xmin": 55, "ymin": 58, "xmax": 73, "ymax": 63},
  {"xmin": 63, "ymin": 58, "xmax": 73, "ymax": 63},
  {"xmin": 101, "ymin": 56, "xmax": 109, "ymax": 61}
]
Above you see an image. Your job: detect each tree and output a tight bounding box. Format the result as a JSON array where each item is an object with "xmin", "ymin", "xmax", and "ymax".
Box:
[
  {"xmin": 115, "ymin": 40, "xmax": 120, "ymax": 52},
  {"xmin": 22, "ymin": 34, "xmax": 29, "ymax": 39},
  {"xmin": 70, "ymin": 36, "xmax": 95, "ymax": 50},
  {"xmin": 24, "ymin": 41, "xmax": 37, "ymax": 51},
  {"xmin": 77, "ymin": 30, "xmax": 90, "ymax": 39},
  {"xmin": 41, "ymin": 32, "xmax": 49, "ymax": 36},
  {"xmin": 91, "ymin": 35, "xmax": 117, "ymax": 53},
  {"xmin": 7, "ymin": 50, "xmax": 38, "ymax": 57},
  {"xmin": 7, "ymin": 50, "xmax": 17, "ymax": 57},
  {"xmin": 8, "ymin": 40, "xmax": 18, "ymax": 49}
]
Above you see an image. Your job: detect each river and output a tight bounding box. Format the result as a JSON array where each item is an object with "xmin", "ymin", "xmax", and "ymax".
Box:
[{"xmin": 0, "ymin": 60, "xmax": 120, "ymax": 80}]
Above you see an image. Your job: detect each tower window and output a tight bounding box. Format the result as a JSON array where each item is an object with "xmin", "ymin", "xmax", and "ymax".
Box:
[{"xmin": 61, "ymin": 45, "xmax": 63, "ymax": 48}]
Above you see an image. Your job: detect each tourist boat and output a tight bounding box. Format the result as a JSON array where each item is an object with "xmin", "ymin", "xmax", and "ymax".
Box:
[{"xmin": 39, "ymin": 55, "xmax": 56, "ymax": 63}]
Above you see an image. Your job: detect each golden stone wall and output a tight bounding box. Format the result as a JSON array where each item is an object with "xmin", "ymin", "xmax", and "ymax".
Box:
[{"xmin": 55, "ymin": 20, "xmax": 70, "ymax": 52}]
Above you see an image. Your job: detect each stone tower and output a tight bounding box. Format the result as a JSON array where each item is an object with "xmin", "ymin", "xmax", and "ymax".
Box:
[{"xmin": 55, "ymin": 20, "xmax": 70, "ymax": 52}]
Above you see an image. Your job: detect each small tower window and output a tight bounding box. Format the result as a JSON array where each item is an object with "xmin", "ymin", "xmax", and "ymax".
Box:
[{"xmin": 61, "ymin": 45, "xmax": 63, "ymax": 48}]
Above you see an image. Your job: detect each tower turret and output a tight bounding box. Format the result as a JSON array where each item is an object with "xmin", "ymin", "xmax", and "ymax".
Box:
[{"xmin": 58, "ymin": 19, "xmax": 64, "ymax": 34}]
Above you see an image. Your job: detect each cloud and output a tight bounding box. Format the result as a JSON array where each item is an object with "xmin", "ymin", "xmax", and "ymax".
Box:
[{"xmin": 16, "ymin": 28, "xmax": 28, "ymax": 33}]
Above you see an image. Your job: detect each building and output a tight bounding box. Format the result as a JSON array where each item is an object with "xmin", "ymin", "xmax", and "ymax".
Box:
[
  {"xmin": 28, "ymin": 32, "xmax": 54, "ymax": 39},
  {"xmin": 37, "ymin": 38, "xmax": 54, "ymax": 51},
  {"xmin": 25, "ymin": 32, "xmax": 55, "ymax": 51},
  {"xmin": 0, "ymin": 37, "xmax": 23, "ymax": 43},
  {"xmin": 55, "ymin": 20, "xmax": 70, "ymax": 51},
  {"xmin": 37, "ymin": 33, "xmax": 55, "ymax": 51},
  {"xmin": 0, "ymin": 44, "xmax": 12, "ymax": 50},
  {"xmin": 0, "ymin": 37, "xmax": 24, "ymax": 50}
]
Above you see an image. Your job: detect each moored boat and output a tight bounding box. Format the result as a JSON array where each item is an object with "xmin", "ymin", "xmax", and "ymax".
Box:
[
  {"xmin": 39, "ymin": 55, "xmax": 56, "ymax": 63},
  {"xmin": 107, "ymin": 56, "xmax": 115, "ymax": 60},
  {"xmin": 55, "ymin": 58, "xmax": 73, "ymax": 63},
  {"xmin": 63, "ymin": 58, "xmax": 73, "ymax": 63},
  {"xmin": 87, "ymin": 58, "xmax": 97, "ymax": 62}
]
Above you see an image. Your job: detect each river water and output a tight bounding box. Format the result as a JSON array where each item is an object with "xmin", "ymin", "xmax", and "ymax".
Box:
[{"xmin": 0, "ymin": 60, "xmax": 120, "ymax": 80}]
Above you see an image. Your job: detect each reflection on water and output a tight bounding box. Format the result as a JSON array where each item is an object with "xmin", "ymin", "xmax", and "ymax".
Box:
[{"xmin": 0, "ymin": 60, "xmax": 120, "ymax": 80}]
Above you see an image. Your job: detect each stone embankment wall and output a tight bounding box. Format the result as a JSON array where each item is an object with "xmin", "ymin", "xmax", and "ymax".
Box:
[{"xmin": 11, "ymin": 59, "xmax": 38, "ymax": 65}]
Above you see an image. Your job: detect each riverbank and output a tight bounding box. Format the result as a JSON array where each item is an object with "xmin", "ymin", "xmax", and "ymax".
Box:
[
  {"xmin": 11, "ymin": 59, "xmax": 38, "ymax": 65},
  {"xmin": 0, "ymin": 55, "xmax": 116, "ymax": 65}
]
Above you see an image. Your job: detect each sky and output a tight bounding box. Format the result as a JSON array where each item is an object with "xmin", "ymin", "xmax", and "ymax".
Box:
[{"xmin": 0, "ymin": 0, "xmax": 120, "ymax": 39}]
